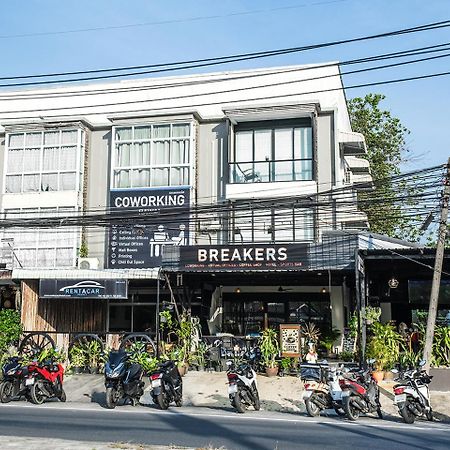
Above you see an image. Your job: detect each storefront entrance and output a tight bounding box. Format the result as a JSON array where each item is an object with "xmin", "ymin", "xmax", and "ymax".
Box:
[{"xmin": 222, "ymin": 292, "xmax": 331, "ymax": 335}]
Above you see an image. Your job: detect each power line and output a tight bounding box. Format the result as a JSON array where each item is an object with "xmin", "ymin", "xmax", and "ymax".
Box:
[
  {"xmin": 0, "ymin": 0, "xmax": 350, "ymax": 40},
  {"xmin": 2, "ymin": 48, "xmax": 450, "ymax": 116},
  {"xmin": 1, "ymin": 19, "xmax": 449, "ymax": 87}
]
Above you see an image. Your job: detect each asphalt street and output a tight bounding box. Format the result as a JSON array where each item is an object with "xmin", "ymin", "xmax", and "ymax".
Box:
[{"xmin": 0, "ymin": 402, "xmax": 448, "ymax": 450}]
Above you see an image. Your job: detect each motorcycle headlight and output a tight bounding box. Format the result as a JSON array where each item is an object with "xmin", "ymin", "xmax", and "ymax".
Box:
[{"xmin": 106, "ymin": 362, "xmax": 124, "ymax": 378}]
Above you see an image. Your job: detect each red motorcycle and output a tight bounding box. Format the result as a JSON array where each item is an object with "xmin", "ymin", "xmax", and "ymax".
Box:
[{"xmin": 29, "ymin": 361, "xmax": 66, "ymax": 404}]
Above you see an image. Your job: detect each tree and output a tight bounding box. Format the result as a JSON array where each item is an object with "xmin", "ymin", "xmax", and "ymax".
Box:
[{"xmin": 348, "ymin": 94, "xmax": 422, "ymax": 241}]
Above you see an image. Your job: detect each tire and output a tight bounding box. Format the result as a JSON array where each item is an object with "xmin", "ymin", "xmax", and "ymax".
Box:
[
  {"xmin": 106, "ymin": 387, "xmax": 118, "ymax": 409},
  {"xmin": 0, "ymin": 381, "xmax": 15, "ymax": 403},
  {"xmin": 59, "ymin": 388, "xmax": 66, "ymax": 403},
  {"xmin": 156, "ymin": 392, "xmax": 169, "ymax": 410},
  {"xmin": 234, "ymin": 392, "xmax": 246, "ymax": 413},
  {"xmin": 376, "ymin": 406, "xmax": 383, "ymax": 419},
  {"xmin": 305, "ymin": 394, "xmax": 321, "ymax": 417},
  {"xmin": 399, "ymin": 403, "xmax": 415, "ymax": 424},
  {"xmin": 252, "ymin": 390, "xmax": 261, "ymax": 411},
  {"xmin": 343, "ymin": 395, "xmax": 360, "ymax": 421},
  {"xmin": 30, "ymin": 381, "xmax": 46, "ymax": 405}
]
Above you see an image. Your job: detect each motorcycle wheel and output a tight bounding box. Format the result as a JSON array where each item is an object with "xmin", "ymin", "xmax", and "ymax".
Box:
[
  {"xmin": 59, "ymin": 388, "xmax": 67, "ymax": 403},
  {"xmin": 376, "ymin": 406, "xmax": 383, "ymax": 419},
  {"xmin": 400, "ymin": 403, "xmax": 415, "ymax": 424},
  {"xmin": 305, "ymin": 394, "xmax": 321, "ymax": 417},
  {"xmin": 252, "ymin": 390, "xmax": 261, "ymax": 411},
  {"xmin": 233, "ymin": 392, "xmax": 247, "ymax": 414},
  {"xmin": 105, "ymin": 387, "xmax": 118, "ymax": 409},
  {"xmin": 343, "ymin": 395, "xmax": 360, "ymax": 421},
  {"xmin": 0, "ymin": 381, "xmax": 15, "ymax": 403},
  {"xmin": 156, "ymin": 392, "xmax": 169, "ymax": 410},
  {"xmin": 30, "ymin": 381, "xmax": 46, "ymax": 405}
]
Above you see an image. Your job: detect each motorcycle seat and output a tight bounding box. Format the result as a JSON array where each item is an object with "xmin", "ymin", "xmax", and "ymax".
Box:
[{"xmin": 159, "ymin": 360, "xmax": 175, "ymax": 369}]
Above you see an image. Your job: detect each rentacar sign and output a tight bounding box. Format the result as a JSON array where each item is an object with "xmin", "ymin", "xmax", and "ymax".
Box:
[{"xmin": 39, "ymin": 279, "xmax": 128, "ymax": 299}]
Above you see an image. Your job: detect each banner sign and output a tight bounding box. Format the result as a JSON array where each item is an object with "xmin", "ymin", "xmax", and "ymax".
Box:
[
  {"xmin": 280, "ymin": 324, "xmax": 302, "ymax": 357},
  {"xmin": 39, "ymin": 279, "xmax": 128, "ymax": 299},
  {"xmin": 107, "ymin": 187, "xmax": 190, "ymax": 269},
  {"xmin": 173, "ymin": 244, "xmax": 308, "ymax": 271}
]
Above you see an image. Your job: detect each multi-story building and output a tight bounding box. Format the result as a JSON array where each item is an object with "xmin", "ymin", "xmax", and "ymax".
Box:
[{"xmin": 0, "ymin": 63, "xmax": 413, "ymax": 347}]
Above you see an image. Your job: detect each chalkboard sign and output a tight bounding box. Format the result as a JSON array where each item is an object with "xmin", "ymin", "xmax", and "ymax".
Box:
[{"xmin": 342, "ymin": 328, "xmax": 357, "ymax": 353}]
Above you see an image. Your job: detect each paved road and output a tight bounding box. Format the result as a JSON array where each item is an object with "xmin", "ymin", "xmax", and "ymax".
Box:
[{"xmin": 0, "ymin": 402, "xmax": 448, "ymax": 450}]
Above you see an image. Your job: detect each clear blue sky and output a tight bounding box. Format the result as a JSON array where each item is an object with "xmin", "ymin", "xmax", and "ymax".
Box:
[{"xmin": 1, "ymin": 0, "xmax": 449, "ymax": 169}]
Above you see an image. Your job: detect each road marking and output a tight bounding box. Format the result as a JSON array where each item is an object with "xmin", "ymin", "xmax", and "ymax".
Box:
[{"xmin": 1, "ymin": 403, "xmax": 449, "ymax": 432}]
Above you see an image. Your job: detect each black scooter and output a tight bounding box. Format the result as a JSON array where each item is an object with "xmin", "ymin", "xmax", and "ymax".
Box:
[
  {"xmin": 149, "ymin": 360, "xmax": 183, "ymax": 409},
  {"xmin": 104, "ymin": 350, "xmax": 145, "ymax": 409},
  {"xmin": 0, "ymin": 357, "xmax": 32, "ymax": 403}
]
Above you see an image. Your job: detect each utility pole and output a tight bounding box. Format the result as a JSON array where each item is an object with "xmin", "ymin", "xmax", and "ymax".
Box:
[{"xmin": 423, "ymin": 158, "xmax": 450, "ymax": 373}]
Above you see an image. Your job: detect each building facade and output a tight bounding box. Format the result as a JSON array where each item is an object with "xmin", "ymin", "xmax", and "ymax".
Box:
[{"xmin": 0, "ymin": 63, "xmax": 400, "ymax": 347}]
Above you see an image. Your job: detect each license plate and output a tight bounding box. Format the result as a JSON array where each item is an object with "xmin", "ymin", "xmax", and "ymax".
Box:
[
  {"xmin": 302, "ymin": 390, "xmax": 313, "ymax": 399},
  {"xmin": 394, "ymin": 394, "xmax": 406, "ymax": 404},
  {"xmin": 151, "ymin": 379, "xmax": 161, "ymax": 388},
  {"xmin": 228, "ymin": 384, "xmax": 238, "ymax": 395},
  {"xmin": 25, "ymin": 378, "xmax": 34, "ymax": 386}
]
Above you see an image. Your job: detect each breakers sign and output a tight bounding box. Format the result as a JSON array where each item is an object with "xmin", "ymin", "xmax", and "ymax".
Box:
[
  {"xmin": 176, "ymin": 244, "xmax": 308, "ymax": 271},
  {"xmin": 39, "ymin": 279, "xmax": 128, "ymax": 299}
]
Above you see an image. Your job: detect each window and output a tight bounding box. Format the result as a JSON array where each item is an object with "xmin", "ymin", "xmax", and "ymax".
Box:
[
  {"xmin": 230, "ymin": 119, "xmax": 313, "ymax": 183},
  {"xmin": 3, "ymin": 207, "xmax": 78, "ymax": 268},
  {"xmin": 5, "ymin": 129, "xmax": 83, "ymax": 193},
  {"xmin": 232, "ymin": 204, "xmax": 314, "ymax": 243},
  {"xmin": 112, "ymin": 122, "xmax": 191, "ymax": 188}
]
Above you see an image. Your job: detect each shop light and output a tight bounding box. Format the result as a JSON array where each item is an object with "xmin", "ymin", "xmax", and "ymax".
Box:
[
  {"xmin": 235, "ymin": 288, "xmax": 241, "ymax": 294},
  {"xmin": 321, "ymin": 287, "xmax": 327, "ymax": 294}
]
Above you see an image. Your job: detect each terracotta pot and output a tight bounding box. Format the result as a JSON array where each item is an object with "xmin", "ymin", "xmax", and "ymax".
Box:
[
  {"xmin": 265, "ymin": 366, "xmax": 278, "ymax": 377},
  {"xmin": 383, "ymin": 370, "xmax": 395, "ymax": 381},
  {"xmin": 177, "ymin": 363, "xmax": 188, "ymax": 377},
  {"xmin": 372, "ymin": 370, "xmax": 385, "ymax": 383}
]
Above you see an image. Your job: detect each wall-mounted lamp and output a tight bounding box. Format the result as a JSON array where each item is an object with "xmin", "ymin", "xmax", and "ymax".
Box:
[
  {"xmin": 321, "ymin": 287, "xmax": 327, "ymax": 294},
  {"xmin": 235, "ymin": 287, "xmax": 241, "ymax": 294},
  {"xmin": 388, "ymin": 277, "xmax": 399, "ymax": 289}
]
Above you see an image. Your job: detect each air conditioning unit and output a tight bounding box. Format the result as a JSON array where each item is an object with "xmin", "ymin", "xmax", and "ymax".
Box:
[{"xmin": 77, "ymin": 257, "xmax": 100, "ymax": 270}]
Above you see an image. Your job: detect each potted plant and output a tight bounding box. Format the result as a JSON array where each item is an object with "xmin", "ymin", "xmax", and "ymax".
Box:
[
  {"xmin": 367, "ymin": 322, "xmax": 401, "ymax": 382},
  {"xmin": 175, "ymin": 314, "xmax": 194, "ymax": 376},
  {"xmin": 69, "ymin": 342, "xmax": 87, "ymax": 374},
  {"xmin": 86, "ymin": 340, "xmax": 103, "ymax": 374},
  {"xmin": 279, "ymin": 357, "xmax": 293, "ymax": 377},
  {"xmin": 259, "ymin": 328, "xmax": 280, "ymax": 377},
  {"xmin": 319, "ymin": 328, "xmax": 341, "ymax": 357}
]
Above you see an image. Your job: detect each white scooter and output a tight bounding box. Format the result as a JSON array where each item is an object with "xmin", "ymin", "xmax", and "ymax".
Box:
[
  {"xmin": 392, "ymin": 360, "xmax": 433, "ymax": 424},
  {"xmin": 301, "ymin": 362, "xmax": 346, "ymax": 417},
  {"xmin": 226, "ymin": 359, "xmax": 260, "ymax": 413}
]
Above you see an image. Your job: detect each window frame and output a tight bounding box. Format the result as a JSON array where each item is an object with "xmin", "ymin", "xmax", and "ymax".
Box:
[
  {"xmin": 110, "ymin": 121, "xmax": 194, "ymax": 189},
  {"xmin": 3, "ymin": 129, "xmax": 84, "ymax": 194},
  {"xmin": 230, "ymin": 118, "xmax": 314, "ymax": 184}
]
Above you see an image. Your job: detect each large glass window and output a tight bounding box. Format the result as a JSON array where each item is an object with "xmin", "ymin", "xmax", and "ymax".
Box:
[
  {"xmin": 5, "ymin": 129, "xmax": 83, "ymax": 193},
  {"xmin": 112, "ymin": 122, "xmax": 192, "ymax": 188},
  {"xmin": 3, "ymin": 207, "xmax": 78, "ymax": 268},
  {"xmin": 230, "ymin": 120, "xmax": 313, "ymax": 183},
  {"xmin": 232, "ymin": 204, "xmax": 314, "ymax": 243}
]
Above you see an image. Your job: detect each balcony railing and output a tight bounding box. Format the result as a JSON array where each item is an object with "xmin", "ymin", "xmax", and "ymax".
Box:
[{"xmin": 229, "ymin": 159, "xmax": 313, "ymax": 184}]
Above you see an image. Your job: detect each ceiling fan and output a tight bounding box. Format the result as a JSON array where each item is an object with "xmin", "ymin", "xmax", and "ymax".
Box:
[{"xmin": 277, "ymin": 286, "xmax": 294, "ymax": 292}]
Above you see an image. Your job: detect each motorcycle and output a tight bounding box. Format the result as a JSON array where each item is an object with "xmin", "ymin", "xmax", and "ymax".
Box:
[
  {"xmin": 301, "ymin": 363, "xmax": 345, "ymax": 417},
  {"xmin": 149, "ymin": 360, "xmax": 183, "ymax": 409},
  {"xmin": 340, "ymin": 360, "xmax": 383, "ymax": 421},
  {"xmin": 392, "ymin": 360, "xmax": 433, "ymax": 424},
  {"xmin": 104, "ymin": 350, "xmax": 144, "ymax": 409},
  {"xmin": 226, "ymin": 358, "xmax": 260, "ymax": 413},
  {"xmin": 0, "ymin": 357, "xmax": 36, "ymax": 403},
  {"xmin": 29, "ymin": 360, "xmax": 66, "ymax": 404}
]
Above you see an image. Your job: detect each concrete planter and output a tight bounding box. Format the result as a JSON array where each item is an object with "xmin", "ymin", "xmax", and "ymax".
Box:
[{"xmin": 430, "ymin": 367, "xmax": 450, "ymax": 391}]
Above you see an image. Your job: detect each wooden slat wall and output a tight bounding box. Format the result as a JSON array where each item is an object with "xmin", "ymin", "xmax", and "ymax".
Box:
[{"xmin": 21, "ymin": 280, "xmax": 107, "ymax": 333}]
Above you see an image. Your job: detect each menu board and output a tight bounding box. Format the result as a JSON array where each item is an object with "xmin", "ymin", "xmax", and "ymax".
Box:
[{"xmin": 280, "ymin": 324, "xmax": 302, "ymax": 357}]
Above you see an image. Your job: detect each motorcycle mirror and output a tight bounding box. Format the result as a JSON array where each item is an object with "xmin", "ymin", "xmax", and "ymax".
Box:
[{"xmin": 419, "ymin": 360, "xmax": 426, "ymax": 367}]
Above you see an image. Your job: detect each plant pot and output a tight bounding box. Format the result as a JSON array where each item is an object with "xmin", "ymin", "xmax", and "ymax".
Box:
[
  {"xmin": 73, "ymin": 367, "xmax": 83, "ymax": 375},
  {"xmin": 89, "ymin": 367, "xmax": 100, "ymax": 375},
  {"xmin": 383, "ymin": 370, "xmax": 395, "ymax": 381},
  {"xmin": 372, "ymin": 370, "xmax": 384, "ymax": 383},
  {"xmin": 265, "ymin": 366, "xmax": 278, "ymax": 377},
  {"xmin": 177, "ymin": 363, "xmax": 188, "ymax": 377}
]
